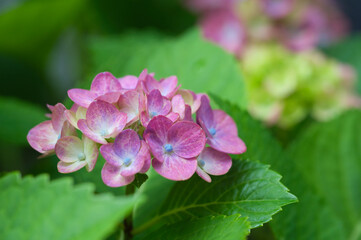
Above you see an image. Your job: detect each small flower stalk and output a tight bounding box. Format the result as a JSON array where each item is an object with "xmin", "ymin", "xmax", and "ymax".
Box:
[{"xmin": 27, "ymin": 70, "xmax": 246, "ymax": 186}]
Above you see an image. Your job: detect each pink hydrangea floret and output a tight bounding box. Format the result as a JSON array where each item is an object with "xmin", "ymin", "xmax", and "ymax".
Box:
[{"xmin": 27, "ymin": 69, "xmax": 247, "ymax": 186}]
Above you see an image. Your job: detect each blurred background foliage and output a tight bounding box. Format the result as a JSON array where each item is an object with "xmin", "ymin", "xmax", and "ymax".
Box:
[{"xmin": 1, "ymin": 0, "xmax": 361, "ymax": 239}]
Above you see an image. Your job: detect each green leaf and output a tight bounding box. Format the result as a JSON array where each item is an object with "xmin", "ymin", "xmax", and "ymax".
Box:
[
  {"xmin": 0, "ymin": 0, "xmax": 86, "ymax": 62},
  {"xmin": 212, "ymin": 95, "xmax": 348, "ymax": 240},
  {"xmin": 323, "ymin": 35, "xmax": 361, "ymax": 94},
  {"xmin": 133, "ymin": 159, "xmax": 296, "ymax": 234},
  {"xmin": 0, "ymin": 97, "xmax": 46, "ymax": 145},
  {"xmin": 132, "ymin": 173, "xmax": 149, "ymax": 189},
  {"xmin": 140, "ymin": 215, "xmax": 250, "ymax": 240},
  {"xmin": 86, "ymin": 29, "xmax": 247, "ymax": 109},
  {"xmin": 0, "ymin": 172, "xmax": 141, "ymax": 240},
  {"xmin": 284, "ymin": 110, "xmax": 361, "ymax": 239}
]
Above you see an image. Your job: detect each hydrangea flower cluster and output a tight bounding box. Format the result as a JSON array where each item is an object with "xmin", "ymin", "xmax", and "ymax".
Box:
[
  {"xmin": 184, "ymin": 0, "xmax": 348, "ymax": 55},
  {"xmin": 27, "ymin": 70, "xmax": 246, "ymax": 186},
  {"xmin": 242, "ymin": 44, "xmax": 361, "ymax": 128}
]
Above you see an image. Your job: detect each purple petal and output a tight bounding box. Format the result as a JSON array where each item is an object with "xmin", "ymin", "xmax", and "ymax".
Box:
[
  {"xmin": 100, "ymin": 143, "xmax": 123, "ymax": 167},
  {"xmin": 101, "ymin": 162, "xmax": 135, "ymax": 187},
  {"xmin": 168, "ymin": 121, "xmax": 206, "ymax": 159},
  {"xmin": 152, "ymin": 154, "xmax": 197, "ymax": 181},
  {"xmin": 78, "ymin": 119, "xmax": 107, "ymax": 144},
  {"xmin": 55, "ymin": 136, "xmax": 83, "ymax": 163},
  {"xmin": 196, "ymin": 166, "xmax": 212, "ymax": 183},
  {"xmin": 90, "ymin": 72, "xmax": 122, "ymax": 93},
  {"xmin": 51, "ymin": 103, "xmax": 67, "ymax": 133},
  {"xmin": 143, "ymin": 116, "xmax": 173, "ymax": 162},
  {"xmin": 113, "ymin": 129, "xmax": 141, "ymax": 159},
  {"xmin": 140, "ymin": 111, "xmax": 151, "ymax": 127},
  {"xmin": 198, "ymin": 147, "xmax": 232, "ymax": 175},
  {"xmin": 208, "ymin": 135, "xmax": 246, "ymax": 154},
  {"xmin": 27, "ymin": 120, "xmax": 58, "ymax": 153},
  {"xmin": 68, "ymin": 89, "xmax": 98, "ymax": 108},
  {"xmin": 85, "ymin": 100, "xmax": 127, "ymax": 138},
  {"xmin": 57, "ymin": 161, "xmax": 87, "ymax": 173},
  {"xmin": 83, "ymin": 136, "xmax": 99, "ymax": 172},
  {"xmin": 120, "ymin": 141, "xmax": 149, "ymax": 177},
  {"xmin": 118, "ymin": 75, "xmax": 139, "ymax": 89},
  {"xmin": 143, "ymin": 75, "xmax": 159, "ymax": 94},
  {"xmin": 147, "ymin": 89, "xmax": 171, "ymax": 116},
  {"xmin": 196, "ymin": 95, "xmax": 214, "ymax": 130}
]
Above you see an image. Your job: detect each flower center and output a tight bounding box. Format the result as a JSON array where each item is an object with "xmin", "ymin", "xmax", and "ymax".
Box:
[
  {"xmin": 123, "ymin": 157, "xmax": 132, "ymax": 166},
  {"xmin": 149, "ymin": 111, "xmax": 158, "ymax": 118},
  {"xmin": 100, "ymin": 129, "xmax": 108, "ymax": 137},
  {"xmin": 78, "ymin": 153, "xmax": 86, "ymax": 161},
  {"xmin": 164, "ymin": 144, "xmax": 173, "ymax": 153},
  {"xmin": 198, "ymin": 159, "xmax": 205, "ymax": 168},
  {"xmin": 209, "ymin": 128, "xmax": 216, "ymax": 136}
]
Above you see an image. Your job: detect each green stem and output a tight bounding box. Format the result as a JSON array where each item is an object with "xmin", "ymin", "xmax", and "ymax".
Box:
[{"xmin": 124, "ymin": 184, "xmax": 135, "ymax": 240}]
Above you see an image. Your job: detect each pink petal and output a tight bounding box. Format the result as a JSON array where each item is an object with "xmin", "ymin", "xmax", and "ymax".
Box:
[
  {"xmin": 55, "ymin": 136, "xmax": 83, "ymax": 163},
  {"xmin": 83, "ymin": 136, "xmax": 99, "ymax": 172},
  {"xmin": 171, "ymin": 95, "xmax": 185, "ymax": 119},
  {"xmin": 184, "ymin": 105, "xmax": 193, "ymax": 122},
  {"xmin": 196, "ymin": 96, "xmax": 214, "ymax": 130},
  {"xmin": 168, "ymin": 121, "xmax": 206, "ymax": 158},
  {"xmin": 90, "ymin": 72, "xmax": 122, "ymax": 93},
  {"xmin": 78, "ymin": 119, "xmax": 107, "ymax": 144},
  {"xmin": 152, "ymin": 154, "xmax": 197, "ymax": 181},
  {"xmin": 100, "ymin": 143, "xmax": 122, "ymax": 166},
  {"xmin": 198, "ymin": 147, "xmax": 232, "ymax": 175},
  {"xmin": 67, "ymin": 89, "xmax": 98, "ymax": 108},
  {"xmin": 118, "ymin": 90, "xmax": 143, "ymax": 125},
  {"xmin": 159, "ymin": 76, "xmax": 179, "ymax": 98},
  {"xmin": 113, "ymin": 129, "xmax": 141, "ymax": 159},
  {"xmin": 140, "ymin": 111, "xmax": 151, "ymax": 127},
  {"xmin": 139, "ymin": 141, "xmax": 151, "ymax": 173},
  {"xmin": 57, "ymin": 161, "xmax": 87, "ymax": 173},
  {"xmin": 51, "ymin": 103, "xmax": 67, "ymax": 133},
  {"xmin": 96, "ymin": 92, "xmax": 122, "ymax": 104},
  {"xmin": 196, "ymin": 166, "xmax": 212, "ymax": 183},
  {"xmin": 120, "ymin": 141, "xmax": 149, "ymax": 177},
  {"xmin": 166, "ymin": 112, "xmax": 180, "ymax": 122},
  {"xmin": 138, "ymin": 69, "xmax": 149, "ymax": 82},
  {"xmin": 101, "ymin": 162, "xmax": 135, "ymax": 187},
  {"xmin": 208, "ymin": 135, "xmax": 246, "ymax": 155},
  {"xmin": 118, "ymin": 75, "xmax": 139, "ymax": 90},
  {"xmin": 27, "ymin": 121, "xmax": 58, "ymax": 153},
  {"xmin": 261, "ymin": 0, "xmax": 293, "ymax": 18},
  {"xmin": 143, "ymin": 116, "xmax": 173, "ymax": 163},
  {"xmin": 85, "ymin": 100, "xmax": 127, "ymax": 139},
  {"xmin": 143, "ymin": 75, "xmax": 159, "ymax": 94},
  {"xmin": 213, "ymin": 109, "xmax": 238, "ymax": 136}
]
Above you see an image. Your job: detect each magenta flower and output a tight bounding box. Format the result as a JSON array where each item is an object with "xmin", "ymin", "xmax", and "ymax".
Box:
[
  {"xmin": 196, "ymin": 96, "xmax": 246, "ymax": 154},
  {"xmin": 144, "ymin": 116, "xmax": 206, "ymax": 181},
  {"xmin": 78, "ymin": 100, "xmax": 127, "ymax": 144},
  {"xmin": 140, "ymin": 89, "xmax": 178, "ymax": 127},
  {"xmin": 261, "ymin": 0, "xmax": 293, "ymax": 19},
  {"xmin": 27, "ymin": 103, "xmax": 74, "ymax": 154},
  {"xmin": 143, "ymin": 74, "xmax": 180, "ymax": 99},
  {"xmin": 118, "ymin": 90, "xmax": 146, "ymax": 126},
  {"xmin": 118, "ymin": 75, "xmax": 139, "ymax": 90},
  {"xmin": 55, "ymin": 136, "xmax": 98, "ymax": 173},
  {"xmin": 175, "ymin": 89, "xmax": 203, "ymax": 114},
  {"xmin": 196, "ymin": 147, "xmax": 232, "ymax": 182},
  {"xmin": 200, "ymin": 9, "xmax": 245, "ymax": 56},
  {"xmin": 100, "ymin": 129, "xmax": 150, "ymax": 187},
  {"xmin": 68, "ymin": 72, "xmax": 123, "ymax": 108}
]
